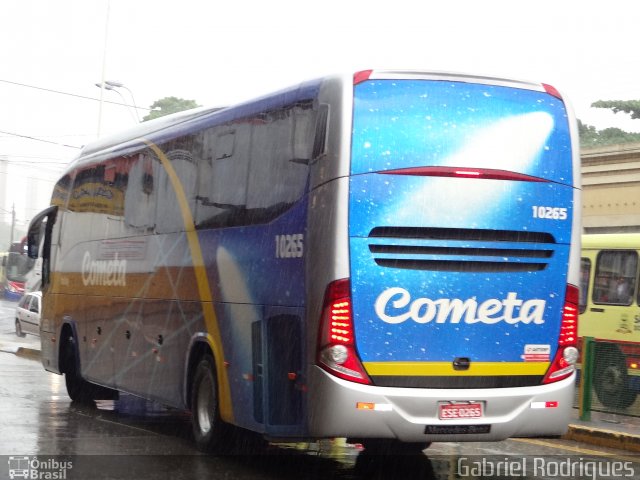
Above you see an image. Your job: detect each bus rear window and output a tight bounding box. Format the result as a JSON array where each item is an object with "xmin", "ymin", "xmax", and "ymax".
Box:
[{"xmin": 352, "ymin": 80, "xmax": 572, "ymax": 184}]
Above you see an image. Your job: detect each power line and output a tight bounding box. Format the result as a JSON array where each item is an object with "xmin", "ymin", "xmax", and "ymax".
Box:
[
  {"xmin": 0, "ymin": 129, "xmax": 82, "ymax": 149},
  {"xmin": 0, "ymin": 158, "xmax": 69, "ymax": 165},
  {"xmin": 0, "ymin": 78, "xmax": 151, "ymax": 111},
  {"xmin": 2, "ymin": 158, "xmax": 69, "ymax": 166},
  {"xmin": 0, "ymin": 170, "xmax": 59, "ymax": 183}
]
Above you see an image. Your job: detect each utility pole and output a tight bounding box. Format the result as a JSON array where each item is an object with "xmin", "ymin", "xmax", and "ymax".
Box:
[{"xmin": 9, "ymin": 203, "xmax": 15, "ymax": 247}]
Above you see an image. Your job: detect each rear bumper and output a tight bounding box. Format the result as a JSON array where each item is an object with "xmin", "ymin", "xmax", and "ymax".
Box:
[{"xmin": 307, "ymin": 366, "xmax": 575, "ymax": 442}]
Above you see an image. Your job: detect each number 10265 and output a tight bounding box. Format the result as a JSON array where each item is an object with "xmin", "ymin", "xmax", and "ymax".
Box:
[{"xmin": 532, "ymin": 206, "xmax": 567, "ymax": 220}]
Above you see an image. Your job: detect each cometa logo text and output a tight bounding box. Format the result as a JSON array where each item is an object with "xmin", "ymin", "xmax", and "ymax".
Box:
[
  {"xmin": 81, "ymin": 251, "xmax": 127, "ymax": 287},
  {"xmin": 375, "ymin": 287, "xmax": 546, "ymax": 325}
]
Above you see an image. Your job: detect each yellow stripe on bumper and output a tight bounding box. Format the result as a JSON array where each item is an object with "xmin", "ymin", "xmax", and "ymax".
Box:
[{"xmin": 363, "ymin": 361, "xmax": 550, "ymax": 376}]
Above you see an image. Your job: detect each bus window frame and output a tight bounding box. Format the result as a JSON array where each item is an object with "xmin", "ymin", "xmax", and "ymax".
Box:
[
  {"xmin": 592, "ymin": 249, "xmax": 638, "ymax": 307},
  {"xmin": 579, "ymin": 257, "xmax": 591, "ymax": 314}
]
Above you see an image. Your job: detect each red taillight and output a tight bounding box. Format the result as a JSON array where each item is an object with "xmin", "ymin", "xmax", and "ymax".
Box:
[
  {"xmin": 379, "ymin": 166, "xmax": 547, "ymax": 182},
  {"xmin": 317, "ymin": 279, "xmax": 371, "ymax": 385},
  {"xmin": 353, "ymin": 70, "xmax": 373, "ymax": 85},
  {"xmin": 559, "ymin": 284, "xmax": 578, "ymax": 347},
  {"xmin": 543, "ymin": 284, "xmax": 579, "ymax": 384},
  {"xmin": 542, "ymin": 83, "xmax": 563, "ymax": 100},
  {"xmin": 7, "ymin": 281, "xmax": 25, "ymax": 294}
]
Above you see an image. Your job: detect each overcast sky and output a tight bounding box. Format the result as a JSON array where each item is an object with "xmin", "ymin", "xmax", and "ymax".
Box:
[{"xmin": 1, "ymin": 0, "xmax": 639, "ymax": 228}]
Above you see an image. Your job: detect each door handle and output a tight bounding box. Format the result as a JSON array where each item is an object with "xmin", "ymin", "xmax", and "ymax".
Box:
[{"xmin": 590, "ymin": 307, "xmax": 605, "ymax": 313}]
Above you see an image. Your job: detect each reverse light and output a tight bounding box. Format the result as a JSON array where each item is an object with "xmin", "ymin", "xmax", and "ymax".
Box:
[
  {"xmin": 530, "ymin": 401, "xmax": 559, "ymax": 409},
  {"xmin": 317, "ymin": 279, "xmax": 371, "ymax": 385},
  {"xmin": 543, "ymin": 284, "xmax": 579, "ymax": 384}
]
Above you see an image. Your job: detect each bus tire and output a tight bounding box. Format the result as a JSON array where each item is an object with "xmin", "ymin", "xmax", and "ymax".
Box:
[
  {"xmin": 61, "ymin": 334, "xmax": 116, "ymax": 403},
  {"xmin": 191, "ymin": 354, "xmax": 228, "ymax": 453},
  {"xmin": 62, "ymin": 335, "xmax": 92, "ymax": 403},
  {"xmin": 593, "ymin": 348, "xmax": 636, "ymax": 409},
  {"xmin": 15, "ymin": 319, "xmax": 25, "ymax": 338}
]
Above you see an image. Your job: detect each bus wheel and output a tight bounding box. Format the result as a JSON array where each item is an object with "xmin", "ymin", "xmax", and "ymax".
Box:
[
  {"xmin": 15, "ymin": 319, "xmax": 25, "ymax": 337},
  {"xmin": 594, "ymin": 351, "xmax": 636, "ymax": 409},
  {"xmin": 62, "ymin": 336, "xmax": 94, "ymax": 403},
  {"xmin": 191, "ymin": 354, "xmax": 228, "ymax": 452}
]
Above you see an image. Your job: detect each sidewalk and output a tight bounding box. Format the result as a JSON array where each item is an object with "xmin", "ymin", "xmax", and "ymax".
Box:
[
  {"xmin": 566, "ymin": 408, "xmax": 640, "ymax": 453},
  {"xmin": 2, "ymin": 332, "xmax": 640, "ymax": 454},
  {"xmin": 0, "ymin": 330, "xmax": 41, "ymax": 360}
]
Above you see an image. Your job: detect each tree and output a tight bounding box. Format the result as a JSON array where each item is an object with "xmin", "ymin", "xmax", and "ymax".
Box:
[
  {"xmin": 579, "ymin": 98, "xmax": 640, "ymax": 148},
  {"xmin": 592, "ymin": 99, "xmax": 640, "ymax": 120},
  {"xmin": 578, "ymin": 119, "xmax": 640, "ymax": 148},
  {"xmin": 143, "ymin": 96, "xmax": 199, "ymax": 121}
]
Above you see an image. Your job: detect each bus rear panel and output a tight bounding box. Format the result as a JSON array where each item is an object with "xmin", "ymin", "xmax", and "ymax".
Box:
[{"xmin": 309, "ymin": 71, "xmax": 580, "ymax": 442}]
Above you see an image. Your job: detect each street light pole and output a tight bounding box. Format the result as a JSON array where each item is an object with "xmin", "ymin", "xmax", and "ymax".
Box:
[
  {"xmin": 97, "ymin": 0, "xmax": 111, "ymax": 137},
  {"xmin": 105, "ymin": 81, "xmax": 141, "ymax": 122},
  {"xmin": 95, "ymin": 81, "xmax": 140, "ymax": 122},
  {"xmin": 9, "ymin": 203, "xmax": 15, "ymax": 247}
]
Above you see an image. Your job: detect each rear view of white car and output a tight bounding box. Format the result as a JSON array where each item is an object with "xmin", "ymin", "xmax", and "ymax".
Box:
[{"xmin": 15, "ymin": 291, "xmax": 41, "ymax": 337}]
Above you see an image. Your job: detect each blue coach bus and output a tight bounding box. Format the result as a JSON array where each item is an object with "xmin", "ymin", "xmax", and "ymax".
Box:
[{"xmin": 28, "ymin": 70, "xmax": 581, "ymax": 453}]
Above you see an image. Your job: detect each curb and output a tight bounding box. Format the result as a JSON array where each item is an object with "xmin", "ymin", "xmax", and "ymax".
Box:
[
  {"xmin": 564, "ymin": 424, "xmax": 640, "ymax": 453},
  {"xmin": 0, "ymin": 345, "xmax": 41, "ymax": 361},
  {"xmin": 15, "ymin": 346, "xmax": 41, "ymax": 361}
]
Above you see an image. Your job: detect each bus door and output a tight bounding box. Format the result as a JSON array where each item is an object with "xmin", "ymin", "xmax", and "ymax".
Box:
[
  {"xmin": 27, "ymin": 206, "xmax": 59, "ymax": 369},
  {"xmin": 580, "ymin": 248, "xmax": 640, "ymax": 407},
  {"xmin": 585, "ymin": 249, "xmax": 639, "ymax": 338}
]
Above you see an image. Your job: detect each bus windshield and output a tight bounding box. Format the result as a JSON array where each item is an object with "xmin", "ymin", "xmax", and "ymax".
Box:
[{"xmin": 5, "ymin": 252, "xmax": 34, "ymax": 282}]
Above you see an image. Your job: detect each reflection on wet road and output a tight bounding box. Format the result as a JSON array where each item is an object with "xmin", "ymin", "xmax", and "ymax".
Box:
[{"xmin": 1, "ymin": 348, "xmax": 639, "ymax": 479}]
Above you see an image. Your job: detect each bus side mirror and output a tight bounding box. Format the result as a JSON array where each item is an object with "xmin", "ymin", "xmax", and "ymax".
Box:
[
  {"xmin": 27, "ymin": 232, "xmax": 39, "ymax": 259},
  {"xmin": 27, "ymin": 206, "xmax": 58, "ymax": 259}
]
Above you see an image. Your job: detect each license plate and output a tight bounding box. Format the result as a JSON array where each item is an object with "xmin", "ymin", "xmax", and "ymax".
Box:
[{"xmin": 438, "ymin": 402, "xmax": 483, "ymax": 420}]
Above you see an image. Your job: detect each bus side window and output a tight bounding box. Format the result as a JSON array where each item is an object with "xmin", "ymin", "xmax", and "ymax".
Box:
[
  {"xmin": 593, "ymin": 250, "xmax": 638, "ymax": 306},
  {"xmin": 155, "ymin": 146, "xmax": 198, "ymax": 234},
  {"xmin": 579, "ymin": 258, "xmax": 591, "ymax": 313},
  {"xmin": 124, "ymin": 153, "xmax": 157, "ymax": 230},
  {"xmin": 245, "ymin": 105, "xmax": 311, "ymax": 223},
  {"xmin": 195, "ymin": 125, "xmax": 251, "ymax": 228}
]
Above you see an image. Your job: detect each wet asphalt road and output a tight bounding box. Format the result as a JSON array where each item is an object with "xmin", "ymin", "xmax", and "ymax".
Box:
[{"xmin": 1, "ymin": 298, "xmax": 639, "ymax": 479}]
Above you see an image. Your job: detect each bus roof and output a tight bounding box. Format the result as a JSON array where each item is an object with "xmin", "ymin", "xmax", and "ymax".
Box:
[
  {"xmin": 582, "ymin": 233, "xmax": 640, "ymax": 250},
  {"xmin": 67, "ymin": 70, "xmax": 557, "ymax": 175},
  {"xmin": 70, "ymin": 78, "xmax": 324, "ymax": 170}
]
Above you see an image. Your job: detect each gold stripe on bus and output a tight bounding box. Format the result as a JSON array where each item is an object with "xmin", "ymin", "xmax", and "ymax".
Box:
[
  {"xmin": 141, "ymin": 139, "xmax": 234, "ymax": 423},
  {"xmin": 363, "ymin": 361, "xmax": 550, "ymax": 376}
]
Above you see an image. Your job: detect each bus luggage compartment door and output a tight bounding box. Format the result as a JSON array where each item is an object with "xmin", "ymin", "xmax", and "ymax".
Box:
[{"xmin": 256, "ymin": 308, "xmax": 305, "ymax": 436}]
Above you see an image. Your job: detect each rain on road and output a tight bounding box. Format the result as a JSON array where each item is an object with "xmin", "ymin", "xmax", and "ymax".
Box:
[{"xmin": 0, "ymin": 298, "xmax": 638, "ymax": 480}]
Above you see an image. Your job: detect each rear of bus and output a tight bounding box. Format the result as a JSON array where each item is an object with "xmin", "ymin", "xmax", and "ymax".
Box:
[{"xmin": 310, "ymin": 71, "xmax": 580, "ymax": 443}]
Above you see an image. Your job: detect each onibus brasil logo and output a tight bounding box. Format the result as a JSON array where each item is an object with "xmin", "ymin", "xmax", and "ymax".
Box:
[{"xmin": 8, "ymin": 456, "xmax": 72, "ymax": 479}]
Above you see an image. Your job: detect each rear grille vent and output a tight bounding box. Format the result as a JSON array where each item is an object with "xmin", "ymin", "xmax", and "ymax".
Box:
[{"xmin": 368, "ymin": 227, "xmax": 556, "ymax": 272}]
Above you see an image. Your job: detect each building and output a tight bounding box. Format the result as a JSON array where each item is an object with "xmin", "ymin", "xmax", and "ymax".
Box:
[{"xmin": 581, "ymin": 142, "xmax": 640, "ymax": 233}]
